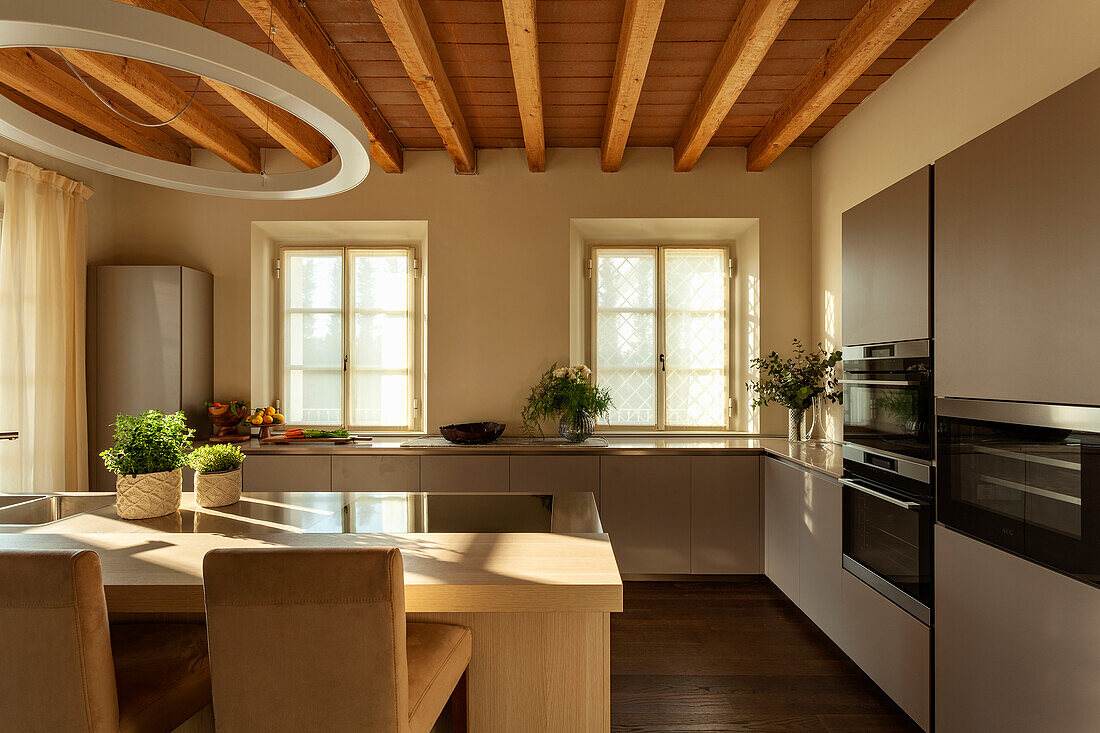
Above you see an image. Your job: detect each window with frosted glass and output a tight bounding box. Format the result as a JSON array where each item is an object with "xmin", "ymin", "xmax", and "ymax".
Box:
[
  {"xmin": 594, "ymin": 249, "xmax": 657, "ymax": 426},
  {"xmin": 349, "ymin": 249, "xmax": 412, "ymax": 428},
  {"xmin": 663, "ymin": 249, "xmax": 729, "ymax": 427},
  {"xmin": 281, "ymin": 246, "xmax": 418, "ymax": 430},
  {"xmin": 593, "ymin": 245, "xmax": 730, "ymax": 430},
  {"xmin": 282, "ymin": 250, "xmax": 344, "ymax": 425}
]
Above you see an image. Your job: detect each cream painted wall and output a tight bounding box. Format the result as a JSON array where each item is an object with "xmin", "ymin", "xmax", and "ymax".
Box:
[
  {"xmin": 95, "ymin": 146, "xmax": 812, "ymax": 434},
  {"xmin": 811, "ymin": 0, "xmax": 1100, "ymax": 438}
]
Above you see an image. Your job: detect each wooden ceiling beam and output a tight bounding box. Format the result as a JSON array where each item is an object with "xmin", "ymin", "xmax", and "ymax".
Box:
[
  {"xmin": 114, "ymin": 0, "xmax": 332, "ymax": 169},
  {"xmin": 502, "ymin": 0, "xmax": 545, "ymax": 172},
  {"xmin": 370, "ymin": 0, "xmax": 476, "ymax": 173},
  {"xmin": 673, "ymin": 0, "xmax": 799, "ymax": 172},
  {"xmin": 601, "ymin": 0, "xmax": 665, "ymax": 172},
  {"xmin": 746, "ymin": 0, "xmax": 935, "ymax": 171},
  {"xmin": 236, "ymin": 0, "xmax": 404, "ymax": 173},
  {"xmin": 61, "ymin": 50, "xmax": 262, "ymax": 173},
  {"xmin": 0, "ymin": 48, "xmax": 191, "ymax": 165}
]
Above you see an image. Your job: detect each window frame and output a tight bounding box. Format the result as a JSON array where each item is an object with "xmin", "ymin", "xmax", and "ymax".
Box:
[
  {"xmin": 586, "ymin": 242, "xmax": 734, "ymax": 432},
  {"xmin": 276, "ymin": 243, "xmax": 423, "ymax": 433}
]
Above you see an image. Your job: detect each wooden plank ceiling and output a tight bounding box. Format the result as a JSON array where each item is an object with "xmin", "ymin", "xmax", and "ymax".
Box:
[{"xmin": 0, "ymin": 0, "xmax": 974, "ymax": 173}]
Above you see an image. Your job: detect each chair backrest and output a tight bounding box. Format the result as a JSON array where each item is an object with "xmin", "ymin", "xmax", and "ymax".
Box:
[
  {"xmin": 0, "ymin": 549, "xmax": 120, "ymax": 732},
  {"xmin": 202, "ymin": 547, "xmax": 409, "ymax": 733}
]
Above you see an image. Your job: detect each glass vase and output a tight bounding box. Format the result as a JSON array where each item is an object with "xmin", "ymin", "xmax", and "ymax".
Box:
[
  {"xmin": 559, "ymin": 410, "xmax": 595, "ymax": 443},
  {"xmin": 788, "ymin": 408, "xmax": 807, "ymax": 443}
]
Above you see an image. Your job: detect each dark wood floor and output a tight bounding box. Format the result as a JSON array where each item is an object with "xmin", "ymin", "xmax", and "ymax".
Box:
[{"xmin": 611, "ymin": 579, "xmax": 920, "ymax": 733}]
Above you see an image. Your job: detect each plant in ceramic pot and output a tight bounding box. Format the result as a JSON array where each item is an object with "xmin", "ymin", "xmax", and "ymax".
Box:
[
  {"xmin": 521, "ymin": 364, "xmax": 613, "ymax": 442},
  {"xmin": 746, "ymin": 340, "xmax": 842, "ymax": 442},
  {"xmin": 186, "ymin": 443, "xmax": 245, "ymax": 508},
  {"xmin": 100, "ymin": 410, "xmax": 194, "ymax": 519}
]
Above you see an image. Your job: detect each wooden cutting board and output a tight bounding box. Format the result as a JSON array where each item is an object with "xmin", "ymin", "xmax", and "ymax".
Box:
[{"xmin": 260, "ymin": 435, "xmax": 356, "ymax": 445}]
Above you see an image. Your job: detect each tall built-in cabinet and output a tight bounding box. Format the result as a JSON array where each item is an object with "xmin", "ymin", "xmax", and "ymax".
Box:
[
  {"xmin": 935, "ymin": 69, "xmax": 1100, "ymax": 404},
  {"xmin": 90, "ymin": 266, "xmax": 213, "ymax": 490}
]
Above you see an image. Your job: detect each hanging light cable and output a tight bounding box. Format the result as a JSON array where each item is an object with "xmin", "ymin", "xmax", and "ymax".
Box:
[{"xmin": 53, "ymin": 0, "xmax": 213, "ymax": 128}]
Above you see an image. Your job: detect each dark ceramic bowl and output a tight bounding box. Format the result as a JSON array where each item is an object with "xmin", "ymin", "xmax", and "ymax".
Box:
[{"xmin": 439, "ymin": 422, "xmax": 506, "ymax": 445}]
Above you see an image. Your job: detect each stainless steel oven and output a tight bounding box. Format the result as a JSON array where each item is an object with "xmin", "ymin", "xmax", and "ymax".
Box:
[
  {"xmin": 841, "ymin": 339, "xmax": 933, "ymax": 463},
  {"xmin": 937, "ymin": 398, "xmax": 1100, "ymax": 587},
  {"xmin": 842, "ymin": 444, "xmax": 934, "ymax": 624}
]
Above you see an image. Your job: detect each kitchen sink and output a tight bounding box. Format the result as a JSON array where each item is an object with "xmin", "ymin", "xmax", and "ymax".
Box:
[{"xmin": 0, "ymin": 494, "xmax": 115, "ymax": 526}]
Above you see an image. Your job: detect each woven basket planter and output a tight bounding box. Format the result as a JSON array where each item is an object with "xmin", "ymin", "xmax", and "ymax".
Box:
[
  {"xmin": 195, "ymin": 467, "xmax": 243, "ymax": 508},
  {"xmin": 116, "ymin": 468, "xmax": 182, "ymax": 519}
]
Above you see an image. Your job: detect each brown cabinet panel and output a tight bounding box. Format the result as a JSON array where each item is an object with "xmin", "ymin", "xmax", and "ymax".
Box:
[
  {"xmin": 798, "ymin": 473, "xmax": 845, "ymax": 644},
  {"xmin": 331, "ymin": 455, "xmax": 419, "ymax": 491},
  {"xmin": 418, "ymin": 456, "xmax": 509, "ymax": 492},
  {"xmin": 763, "ymin": 458, "xmax": 803, "ymax": 603},
  {"xmin": 600, "ymin": 456, "xmax": 691, "ymax": 575},
  {"xmin": 935, "ymin": 69, "xmax": 1100, "ymax": 403},
  {"xmin": 935, "ymin": 526, "xmax": 1100, "ymax": 733},
  {"xmin": 508, "ymin": 456, "xmax": 600, "ymax": 506},
  {"xmin": 690, "ymin": 456, "xmax": 761, "ymax": 574},
  {"xmin": 842, "ymin": 165, "xmax": 931, "ymax": 346},
  {"xmin": 243, "ymin": 455, "xmax": 331, "ymax": 491},
  {"xmin": 840, "ymin": 570, "xmax": 930, "ymax": 731}
]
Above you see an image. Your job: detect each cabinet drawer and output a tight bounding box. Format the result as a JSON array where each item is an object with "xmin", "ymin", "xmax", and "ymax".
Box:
[
  {"xmin": 840, "ymin": 570, "xmax": 930, "ymax": 731},
  {"xmin": 600, "ymin": 456, "xmax": 691, "ymax": 575},
  {"xmin": 419, "ymin": 456, "xmax": 509, "ymax": 492},
  {"xmin": 508, "ymin": 456, "xmax": 600, "ymax": 505},
  {"xmin": 331, "ymin": 455, "xmax": 419, "ymax": 492},
  {"xmin": 243, "ymin": 455, "xmax": 331, "ymax": 492}
]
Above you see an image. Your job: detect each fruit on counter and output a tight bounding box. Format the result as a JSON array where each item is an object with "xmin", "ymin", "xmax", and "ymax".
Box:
[{"xmin": 245, "ymin": 406, "xmax": 284, "ymax": 425}]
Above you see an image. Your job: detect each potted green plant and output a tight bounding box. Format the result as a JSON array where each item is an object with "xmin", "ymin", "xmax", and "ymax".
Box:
[
  {"xmin": 100, "ymin": 410, "xmax": 194, "ymax": 519},
  {"xmin": 746, "ymin": 340, "xmax": 843, "ymax": 442},
  {"xmin": 186, "ymin": 443, "xmax": 246, "ymax": 507},
  {"xmin": 521, "ymin": 364, "xmax": 613, "ymax": 442}
]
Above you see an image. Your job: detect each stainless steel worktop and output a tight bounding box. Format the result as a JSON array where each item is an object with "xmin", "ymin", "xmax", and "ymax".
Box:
[{"xmin": 236, "ymin": 435, "xmax": 843, "ymax": 478}]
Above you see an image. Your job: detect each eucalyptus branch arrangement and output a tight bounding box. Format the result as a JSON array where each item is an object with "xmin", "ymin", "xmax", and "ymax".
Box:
[
  {"xmin": 746, "ymin": 340, "xmax": 843, "ymax": 411},
  {"xmin": 521, "ymin": 364, "xmax": 613, "ymax": 435},
  {"xmin": 100, "ymin": 410, "xmax": 195, "ymax": 477}
]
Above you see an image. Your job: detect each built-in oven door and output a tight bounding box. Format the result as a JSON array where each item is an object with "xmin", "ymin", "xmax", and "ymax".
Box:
[
  {"xmin": 937, "ymin": 399, "xmax": 1100, "ymax": 587},
  {"xmin": 841, "ymin": 340, "xmax": 932, "ymax": 462},
  {"xmin": 842, "ymin": 476, "xmax": 933, "ymax": 624}
]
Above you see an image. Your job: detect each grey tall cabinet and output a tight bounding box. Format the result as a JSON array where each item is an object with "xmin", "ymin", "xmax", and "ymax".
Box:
[{"xmin": 89, "ymin": 266, "xmax": 213, "ymax": 490}]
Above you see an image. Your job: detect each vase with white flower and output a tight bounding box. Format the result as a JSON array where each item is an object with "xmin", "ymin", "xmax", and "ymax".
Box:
[{"xmin": 521, "ymin": 364, "xmax": 613, "ymax": 442}]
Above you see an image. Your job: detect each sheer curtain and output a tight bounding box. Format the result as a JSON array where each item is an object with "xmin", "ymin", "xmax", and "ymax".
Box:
[{"xmin": 0, "ymin": 157, "xmax": 92, "ymax": 492}]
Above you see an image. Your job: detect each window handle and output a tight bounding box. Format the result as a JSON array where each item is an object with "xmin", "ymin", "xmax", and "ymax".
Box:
[
  {"xmin": 659, "ymin": 353, "xmax": 666, "ymax": 372},
  {"xmin": 343, "ymin": 355, "xmax": 348, "ymax": 372}
]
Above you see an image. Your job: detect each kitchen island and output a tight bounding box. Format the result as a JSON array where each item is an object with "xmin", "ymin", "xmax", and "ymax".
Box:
[{"xmin": 0, "ymin": 492, "xmax": 622, "ymax": 732}]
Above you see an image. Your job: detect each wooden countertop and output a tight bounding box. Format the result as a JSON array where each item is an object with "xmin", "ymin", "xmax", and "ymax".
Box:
[
  {"xmin": 0, "ymin": 493, "xmax": 623, "ymax": 615},
  {"xmin": 238, "ymin": 435, "xmax": 844, "ymax": 478}
]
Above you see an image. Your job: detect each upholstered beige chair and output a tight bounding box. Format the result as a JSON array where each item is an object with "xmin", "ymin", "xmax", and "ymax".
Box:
[
  {"xmin": 0, "ymin": 549, "xmax": 212, "ymax": 732},
  {"xmin": 202, "ymin": 547, "xmax": 471, "ymax": 733}
]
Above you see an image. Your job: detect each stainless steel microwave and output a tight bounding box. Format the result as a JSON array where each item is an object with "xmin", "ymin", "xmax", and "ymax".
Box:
[
  {"xmin": 841, "ymin": 339, "xmax": 933, "ymax": 464},
  {"xmin": 937, "ymin": 398, "xmax": 1100, "ymax": 587}
]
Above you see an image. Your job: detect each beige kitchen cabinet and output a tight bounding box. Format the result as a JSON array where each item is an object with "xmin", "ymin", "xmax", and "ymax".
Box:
[
  {"xmin": 508, "ymin": 456, "xmax": 600, "ymax": 506},
  {"xmin": 763, "ymin": 457, "xmax": 803, "ymax": 603},
  {"xmin": 418, "ymin": 455, "xmax": 509, "ymax": 492},
  {"xmin": 600, "ymin": 456, "xmax": 691, "ymax": 575},
  {"xmin": 840, "ymin": 570, "xmax": 930, "ymax": 731},
  {"xmin": 242, "ymin": 455, "xmax": 331, "ymax": 491},
  {"xmin": 331, "ymin": 455, "xmax": 419, "ymax": 492},
  {"xmin": 690, "ymin": 456, "xmax": 761, "ymax": 574},
  {"xmin": 935, "ymin": 526, "xmax": 1100, "ymax": 733},
  {"xmin": 797, "ymin": 473, "xmax": 845, "ymax": 645}
]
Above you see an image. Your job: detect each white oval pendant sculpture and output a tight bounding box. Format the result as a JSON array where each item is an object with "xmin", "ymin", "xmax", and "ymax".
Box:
[{"xmin": 0, "ymin": 0, "xmax": 373, "ymax": 199}]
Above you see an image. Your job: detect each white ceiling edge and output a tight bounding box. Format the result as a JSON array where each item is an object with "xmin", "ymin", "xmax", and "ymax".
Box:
[
  {"xmin": 0, "ymin": 0, "xmax": 371, "ymax": 199},
  {"xmin": 252, "ymin": 220, "xmax": 429, "ymax": 244}
]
